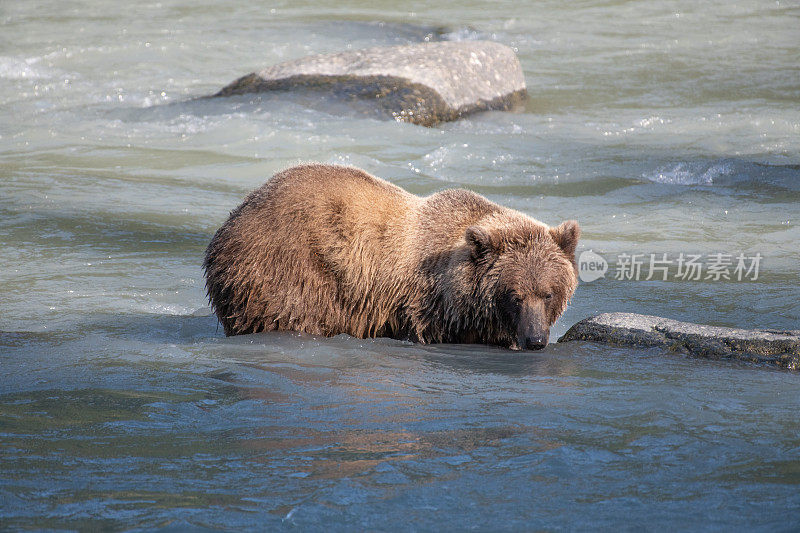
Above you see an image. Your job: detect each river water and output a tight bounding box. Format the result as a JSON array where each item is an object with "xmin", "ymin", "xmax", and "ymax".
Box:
[{"xmin": 2, "ymin": 1, "xmax": 799, "ymax": 530}]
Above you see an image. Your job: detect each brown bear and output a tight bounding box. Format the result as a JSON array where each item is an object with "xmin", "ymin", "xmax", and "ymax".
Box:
[{"xmin": 204, "ymin": 164, "xmax": 579, "ymax": 350}]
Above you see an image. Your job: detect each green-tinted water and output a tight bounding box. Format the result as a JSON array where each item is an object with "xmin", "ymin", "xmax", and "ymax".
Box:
[{"xmin": 1, "ymin": 1, "xmax": 799, "ymax": 530}]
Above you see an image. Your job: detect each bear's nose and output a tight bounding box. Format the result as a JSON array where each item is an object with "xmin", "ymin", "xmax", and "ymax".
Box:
[{"xmin": 524, "ymin": 335, "xmax": 548, "ymax": 350}]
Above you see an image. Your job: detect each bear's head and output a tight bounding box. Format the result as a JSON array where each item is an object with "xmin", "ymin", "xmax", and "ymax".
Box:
[{"xmin": 464, "ymin": 217, "xmax": 580, "ymax": 350}]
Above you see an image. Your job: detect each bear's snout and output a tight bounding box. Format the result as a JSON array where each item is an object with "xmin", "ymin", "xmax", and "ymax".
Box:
[
  {"xmin": 523, "ymin": 333, "xmax": 549, "ymax": 350},
  {"xmin": 516, "ymin": 305, "xmax": 550, "ymax": 350}
]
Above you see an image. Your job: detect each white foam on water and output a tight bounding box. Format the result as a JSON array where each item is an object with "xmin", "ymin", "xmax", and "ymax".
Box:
[
  {"xmin": 134, "ymin": 303, "xmax": 198, "ymax": 316},
  {"xmin": 442, "ymin": 27, "xmax": 486, "ymax": 42},
  {"xmin": 0, "ymin": 56, "xmax": 50, "ymax": 79},
  {"xmin": 642, "ymin": 161, "xmax": 735, "ymax": 185}
]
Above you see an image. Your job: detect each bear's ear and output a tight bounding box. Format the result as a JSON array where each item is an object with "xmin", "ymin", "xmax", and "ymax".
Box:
[
  {"xmin": 549, "ymin": 220, "xmax": 580, "ymax": 259},
  {"xmin": 465, "ymin": 226, "xmax": 496, "ymax": 260}
]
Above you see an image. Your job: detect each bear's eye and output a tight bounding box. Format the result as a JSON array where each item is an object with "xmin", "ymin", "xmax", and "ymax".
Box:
[{"xmin": 544, "ymin": 293, "xmax": 553, "ymax": 301}]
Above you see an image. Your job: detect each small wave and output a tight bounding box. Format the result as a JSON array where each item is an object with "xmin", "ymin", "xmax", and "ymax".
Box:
[
  {"xmin": 0, "ymin": 56, "xmax": 49, "ymax": 80},
  {"xmin": 642, "ymin": 161, "xmax": 735, "ymax": 185},
  {"xmin": 134, "ymin": 303, "xmax": 200, "ymax": 316},
  {"xmin": 442, "ymin": 27, "xmax": 486, "ymax": 42}
]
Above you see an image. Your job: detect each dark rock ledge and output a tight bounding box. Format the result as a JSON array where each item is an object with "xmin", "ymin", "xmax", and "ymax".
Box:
[
  {"xmin": 215, "ymin": 41, "xmax": 527, "ymax": 126},
  {"xmin": 559, "ymin": 312, "xmax": 800, "ymax": 370}
]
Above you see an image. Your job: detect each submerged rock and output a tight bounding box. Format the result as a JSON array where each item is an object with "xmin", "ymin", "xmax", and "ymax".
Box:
[
  {"xmin": 215, "ymin": 41, "xmax": 527, "ymax": 126},
  {"xmin": 558, "ymin": 312, "xmax": 800, "ymax": 370}
]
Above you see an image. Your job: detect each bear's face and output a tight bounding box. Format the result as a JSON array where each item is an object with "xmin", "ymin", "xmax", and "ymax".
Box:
[{"xmin": 465, "ymin": 219, "xmax": 579, "ymax": 350}]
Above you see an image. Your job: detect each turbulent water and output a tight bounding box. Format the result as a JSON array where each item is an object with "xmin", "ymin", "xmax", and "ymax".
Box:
[{"xmin": 2, "ymin": 1, "xmax": 799, "ymax": 530}]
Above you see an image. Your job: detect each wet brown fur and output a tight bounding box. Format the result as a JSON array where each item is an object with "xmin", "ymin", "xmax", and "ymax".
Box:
[{"xmin": 204, "ymin": 164, "xmax": 579, "ymax": 349}]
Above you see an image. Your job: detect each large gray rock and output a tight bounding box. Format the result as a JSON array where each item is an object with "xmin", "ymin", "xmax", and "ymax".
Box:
[
  {"xmin": 215, "ymin": 41, "xmax": 527, "ymax": 126},
  {"xmin": 558, "ymin": 312, "xmax": 800, "ymax": 370}
]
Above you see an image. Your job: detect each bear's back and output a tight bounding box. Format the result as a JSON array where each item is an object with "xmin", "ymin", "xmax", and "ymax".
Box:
[{"xmin": 205, "ymin": 164, "xmax": 421, "ymax": 336}]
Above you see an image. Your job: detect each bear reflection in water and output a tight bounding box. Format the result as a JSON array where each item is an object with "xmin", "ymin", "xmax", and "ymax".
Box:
[{"xmin": 204, "ymin": 164, "xmax": 579, "ymax": 350}]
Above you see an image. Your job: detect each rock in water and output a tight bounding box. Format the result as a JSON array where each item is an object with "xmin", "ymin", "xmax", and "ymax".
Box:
[
  {"xmin": 215, "ymin": 41, "xmax": 527, "ymax": 126},
  {"xmin": 558, "ymin": 312, "xmax": 800, "ymax": 370}
]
